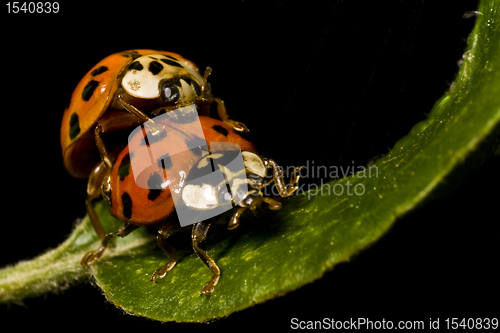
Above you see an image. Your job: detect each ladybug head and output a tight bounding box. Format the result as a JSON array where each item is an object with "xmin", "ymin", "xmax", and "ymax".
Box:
[
  {"xmin": 121, "ymin": 54, "xmax": 204, "ymax": 109},
  {"xmin": 175, "ymin": 149, "xmax": 267, "ymax": 227}
]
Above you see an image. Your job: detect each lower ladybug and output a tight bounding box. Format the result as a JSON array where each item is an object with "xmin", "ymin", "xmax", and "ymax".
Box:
[{"xmin": 81, "ymin": 110, "xmax": 301, "ymax": 296}]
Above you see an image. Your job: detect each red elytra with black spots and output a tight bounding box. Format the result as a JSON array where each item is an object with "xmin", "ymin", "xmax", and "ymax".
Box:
[
  {"xmin": 60, "ymin": 49, "xmax": 201, "ymax": 179},
  {"xmin": 109, "ymin": 116, "xmax": 257, "ymax": 226}
]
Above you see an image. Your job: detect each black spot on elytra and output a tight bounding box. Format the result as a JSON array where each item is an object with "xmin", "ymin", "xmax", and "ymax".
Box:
[
  {"xmin": 160, "ymin": 58, "xmax": 183, "ymax": 68},
  {"xmin": 149, "ymin": 56, "xmax": 158, "ymax": 60},
  {"xmin": 163, "ymin": 55, "xmax": 178, "ymax": 61},
  {"xmin": 117, "ymin": 153, "xmax": 132, "ymax": 180},
  {"xmin": 129, "ymin": 61, "xmax": 144, "ymax": 71},
  {"xmin": 212, "ymin": 125, "xmax": 228, "ymax": 137},
  {"xmin": 148, "ymin": 189, "xmax": 162, "ymax": 201},
  {"xmin": 121, "ymin": 51, "xmax": 142, "ymax": 60},
  {"xmin": 189, "ymin": 146, "xmax": 203, "ymax": 157},
  {"xmin": 149, "ymin": 60, "xmax": 164, "ymax": 75},
  {"xmin": 121, "ymin": 193, "xmax": 132, "ymax": 219},
  {"xmin": 157, "ymin": 153, "xmax": 173, "ymax": 169},
  {"xmin": 147, "ymin": 173, "xmax": 163, "ymax": 201},
  {"xmin": 81, "ymin": 80, "xmax": 99, "ymax": 101},
  {"xmin": 69, "ymin": 113, "xmax": 80, "ymax": 140},
  {"xmin": 90, "ymin": 66, "xmax": 108, "ymax": 76}
]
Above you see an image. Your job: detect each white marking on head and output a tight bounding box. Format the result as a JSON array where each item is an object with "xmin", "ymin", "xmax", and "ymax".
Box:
[
  {"xmin": 197, "ymin": 153, "xmax": 224, "ymax": 169},
  {"xmin": 182, "ymin": 183, "xmax": 217, "ymax": 209},
  {"xmin": 242, "ymin": 151, "xmax": 266, "ymax": 177}
]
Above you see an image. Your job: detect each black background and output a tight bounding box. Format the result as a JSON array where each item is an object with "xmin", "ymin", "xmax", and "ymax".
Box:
[{"xmin": 1, "ymin": 1, "xmax": 498, "ymax": 331}]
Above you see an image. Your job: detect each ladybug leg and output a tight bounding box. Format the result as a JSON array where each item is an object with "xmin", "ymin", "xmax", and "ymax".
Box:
[
  {"xmin": 94, "ymin": 124, "xmax": 113, "ymax": 169},
  {"xmin": 227, "ymin": 207, "xmax": 247, "ymax": 230},
  {"xmin": 262, "ymin": 197, "xmax": 283, "ymax": 210},
  {"xmin": 151, "ymin": 220, "xmax": 183, "ymax": 282},
  {"xmin": 227, "ymin": 194, "xmax": 282, "ymax": 230},
  {"xmin": 116, "ymin": 95, "xmax": 163, "ymax": 135},
  {"xmin": 214, "ymin": 97, "xmax": 250, "ymax": 133},
  {"xmin": 95, "ymin": 111, "xmax": 142, "ymax": 169},
  {"xmin": 192, "ymin": 218, "xmax": 220, "ymax": 296},
  {"xmin": 264, "ymin": 160, "xmax": 302, "ymax": 197},
  {"xmin": 284, "ymin": 166, "xmax": 303, "ymax": 192},
  {"xmin": 116, "ymin": 95, "xmax": 152, "ymax": 122},
  {"xmin": 86, "ymin": 161, "xmax": 109, "ymax": 240},
  {"xmin": 81, "ymin": 223, "xmax": 138, "ymax": 267},
  {"xmin": 197, "ymin": 67, "xmax": 249, "ymax": 132}
]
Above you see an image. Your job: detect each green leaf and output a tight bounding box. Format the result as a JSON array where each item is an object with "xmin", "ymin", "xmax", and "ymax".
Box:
[{"xmin": 1, "ymin": 0, "xmax": 500, "ymax": 323}]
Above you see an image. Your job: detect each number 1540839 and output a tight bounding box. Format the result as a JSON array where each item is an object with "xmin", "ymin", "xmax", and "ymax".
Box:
[{"xmin": 6, "ymin": 2, "xmax": 59, "ymax": 13}]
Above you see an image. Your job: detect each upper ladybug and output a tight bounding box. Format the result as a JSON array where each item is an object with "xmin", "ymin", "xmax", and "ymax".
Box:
[{"xmin": 60, "ymin": 50, "xmax": 207, "ymax": 179}]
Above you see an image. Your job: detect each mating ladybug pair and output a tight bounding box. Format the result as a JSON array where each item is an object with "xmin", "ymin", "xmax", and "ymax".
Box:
[{"xmin": 60, "ymin": 50, "xmax": 301, "ymax": 295}]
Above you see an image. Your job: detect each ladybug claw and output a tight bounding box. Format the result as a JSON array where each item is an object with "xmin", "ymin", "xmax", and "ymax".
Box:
[
  {"xmin": 200, "ymin": 273, "xmax": 220, "ymax": 296},
  {"xmin": 286, "ymin": 185, "xmax": 299, "ymax": 195},
  {"xmin": 200, "ymin": 281, "xmax": 216, "ymax": 296},
  {"xmin": 81, "ymin": 248, "xmax": 103, "ymax": 267},
  {"xmin": 151, "ymin": 261, "xmax": 176, "ymax": 283},
  {"xmin": 290, "ymin": 166, "xmax": 303, "ymax": 185},
  {"xmin": 144, "ymin": 120, "xmax": 165, "ymax": 137},
  {"xmin": 224, "ymin": 119, "xmax": 249, "ymax": 133},
  {"xmin": 151, "ymin": 270, "xmax": 165, "ymax": 283},
  {"xmin": 285, "ymin": 166, "xmax": 303, "ymax": 195}
]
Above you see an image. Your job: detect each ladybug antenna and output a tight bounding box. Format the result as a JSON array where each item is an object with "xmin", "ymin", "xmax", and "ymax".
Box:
[{"xmin": 200, "ymin": 66, "xmax": 212, "ymax": 101}]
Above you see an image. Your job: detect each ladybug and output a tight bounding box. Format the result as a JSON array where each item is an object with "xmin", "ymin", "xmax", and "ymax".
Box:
[
  {"xmin": 81, "ymin": 111, "xmax": 301, "ymax": 296},
  {"xmin": 61, "ymin": 49, "xmax": 248, "ymax": 180}
]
